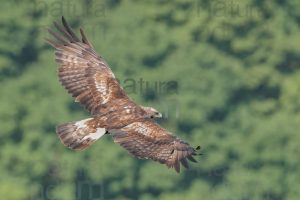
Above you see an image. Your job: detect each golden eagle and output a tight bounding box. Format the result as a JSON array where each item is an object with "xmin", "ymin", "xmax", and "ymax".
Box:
[{"xmin": 46, "ymin": 17, "xmax": 198, "ymax": 173}]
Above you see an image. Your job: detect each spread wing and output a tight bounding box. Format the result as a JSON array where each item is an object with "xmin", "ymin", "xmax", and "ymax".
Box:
[
  {"xmin": 110, "ymin": 120, "xmax": 197, "ymax": 173},
  {"xmin": 46, "ymin": 17, "xmax": 131, "ymax": 115}
]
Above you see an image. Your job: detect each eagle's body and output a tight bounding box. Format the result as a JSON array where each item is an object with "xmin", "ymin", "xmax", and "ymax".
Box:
[{"xmin": 47, "ymin": 17, "xmax": 197, "ymax": 173}]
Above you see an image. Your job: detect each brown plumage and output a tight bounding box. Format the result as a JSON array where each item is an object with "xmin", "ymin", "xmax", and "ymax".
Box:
[{"xmin": 47, "ymin": 17, "xmax": 198, "ymax": 173}]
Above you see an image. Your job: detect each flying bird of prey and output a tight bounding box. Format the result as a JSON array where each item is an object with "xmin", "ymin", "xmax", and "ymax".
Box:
[{"xmin": 46, "ymin": 17, "xmax": 198, "ymax": 173}]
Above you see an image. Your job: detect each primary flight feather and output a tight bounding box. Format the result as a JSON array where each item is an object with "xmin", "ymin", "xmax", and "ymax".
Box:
[{"xmin": 47, "ymin": 17, "xmax": 198, "ymax": 173}]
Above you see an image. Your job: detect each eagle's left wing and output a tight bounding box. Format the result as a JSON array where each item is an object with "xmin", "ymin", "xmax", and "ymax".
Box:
[
  {"xmin": 110, "ymin": 120, "xmax": 197, "ymax": 173},
  {"xmin": 46, "ymin": 17, "xmax": 133, "ymax": 115}
]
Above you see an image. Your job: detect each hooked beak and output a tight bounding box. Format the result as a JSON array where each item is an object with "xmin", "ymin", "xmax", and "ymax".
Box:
[{"xmin": 156, "ymin": 112, "xmax": 163, "ymax": 118}]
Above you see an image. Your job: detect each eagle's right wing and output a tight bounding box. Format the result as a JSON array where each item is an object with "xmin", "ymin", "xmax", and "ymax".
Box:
[
  {"xmin": 46, "ymin": 17, "xmax": 132, "ymax": 115},
  {"xmin": 110, "ymin": 120, "xmax": 198, "ymax": 173}
]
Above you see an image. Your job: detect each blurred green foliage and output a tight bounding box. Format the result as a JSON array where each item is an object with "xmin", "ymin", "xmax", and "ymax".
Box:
[{"xmin": 1, "ymin": 0, "xmax": 300, "ymax": 199}]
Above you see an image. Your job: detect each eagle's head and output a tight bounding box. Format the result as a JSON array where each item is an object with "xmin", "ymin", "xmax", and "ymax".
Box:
[{"xmin": 141, "ymin": 106, "xmax": 162, "ymax": 119}]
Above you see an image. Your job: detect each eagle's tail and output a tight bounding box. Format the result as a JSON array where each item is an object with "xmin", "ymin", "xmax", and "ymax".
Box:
[{"xmin": 56, "ymin": 118, "xmax": 106, "ymax": 150}]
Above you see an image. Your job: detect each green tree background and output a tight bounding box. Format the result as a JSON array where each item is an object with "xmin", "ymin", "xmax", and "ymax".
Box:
[{"xmin": 1, "ymin": 0, "xmax": 300, "ymax": 199}]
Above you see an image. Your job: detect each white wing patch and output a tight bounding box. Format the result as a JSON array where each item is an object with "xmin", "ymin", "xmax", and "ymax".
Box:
[
  {"xmin": 82, "ymin": 128, "xmax": 106, "ymax": 140},
  {"xmin": 74, "ymin": 118, "xmax": 106, "ymax": 140},
  {"xmin": 94, "ymin": 77, "xmax": 110, "ymax": 104},
  {"xmin": 75, "ymin": 118, "xmax": 93, "ymax": 129},
  {"xmin": 95, "ymin": 80, "xmax": 107, "ymax": 94}
]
